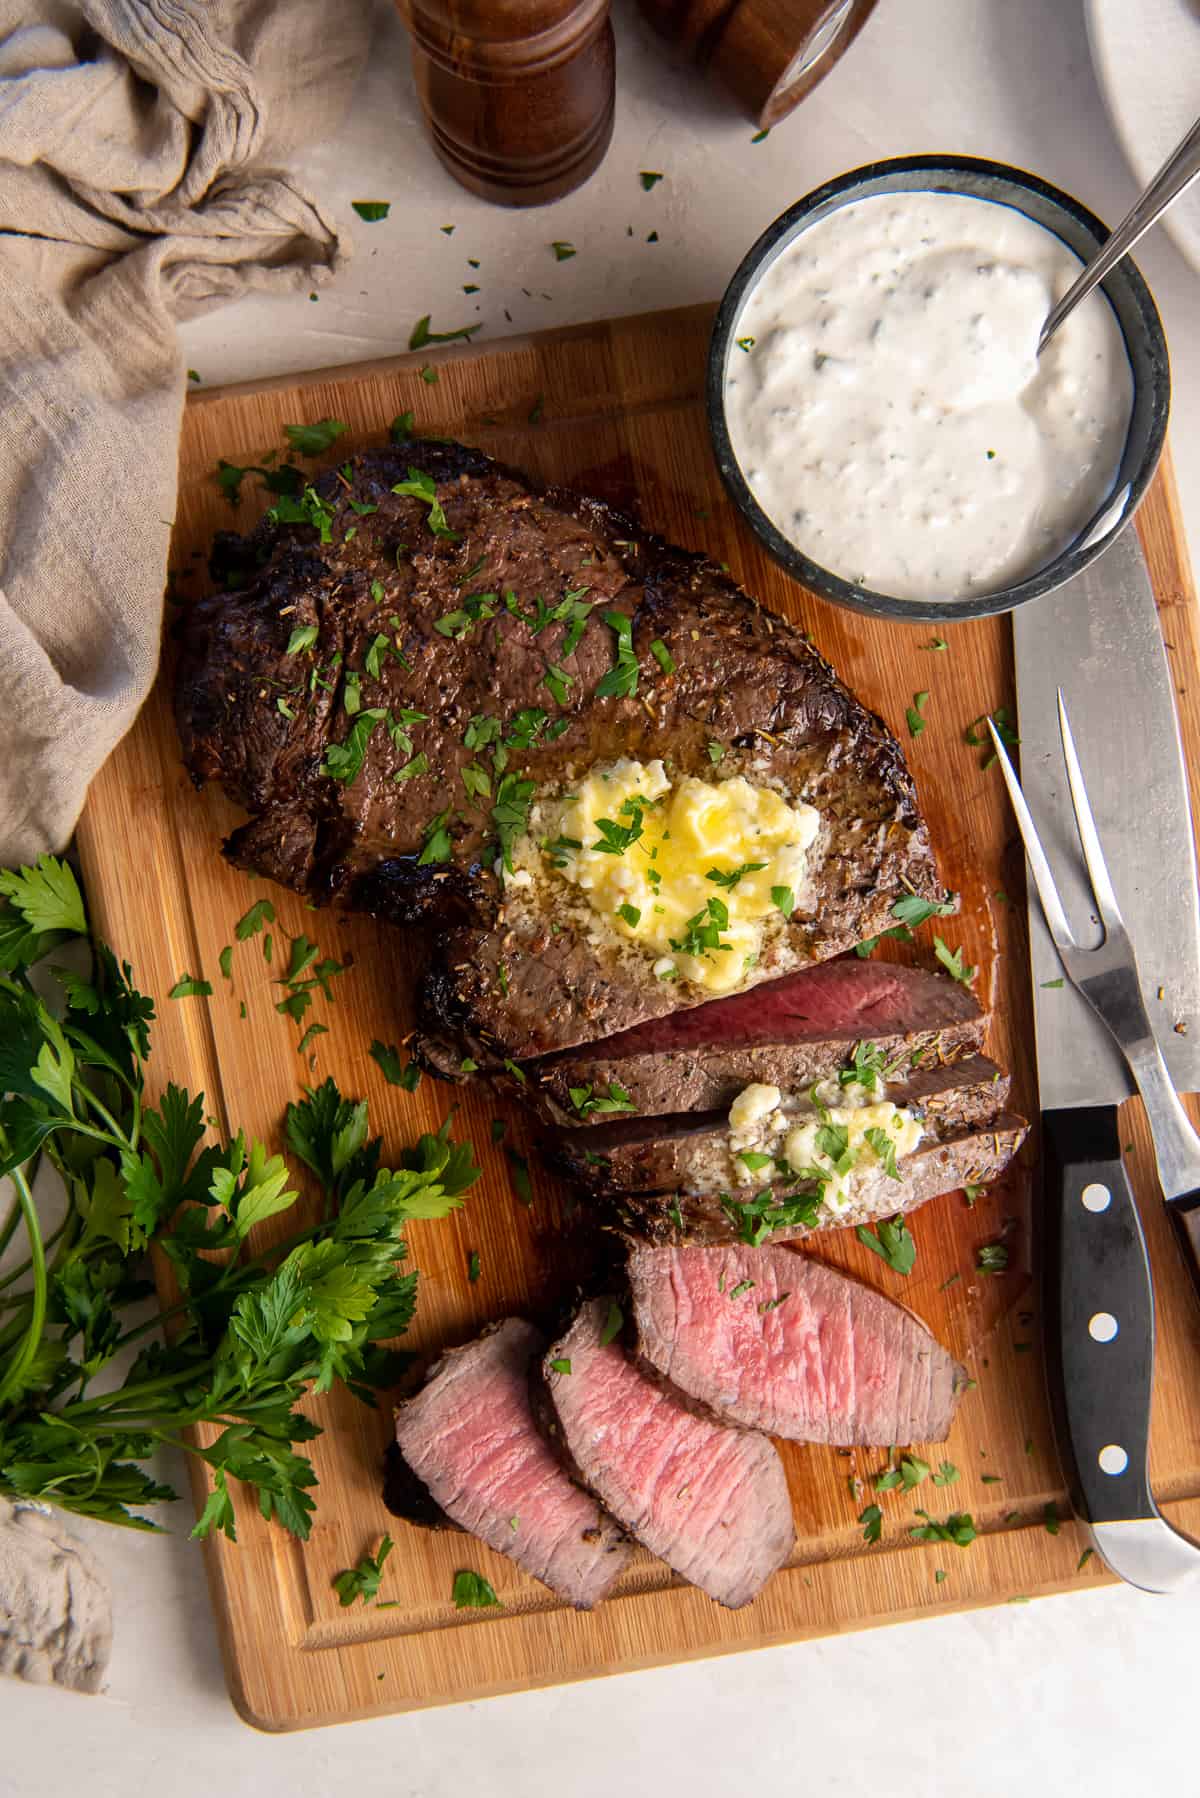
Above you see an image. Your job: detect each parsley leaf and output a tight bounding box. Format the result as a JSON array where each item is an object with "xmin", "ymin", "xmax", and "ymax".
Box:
[
  {"xmin": 0, "ymin": 857, "xmax": 87, "ymax": 938},
  {"xmin": 976, "ymin": 1243, "xmax": 1010, "ymax": 1274},
  {"xmin": 933, "ymin": 936, "xmax": 977, "ymax": 986},
  {"xmin": 168, "ymin": 974, "xmax": 212, "ymax": 1000},
  {"xmin": 283, "ymin": 419, "xmax": 347, "ymax": 456},
  {"xmin": 550, "ymin": 241, "xmax": 576, "ymax": 261},
  {"xmin": 321, "ymin": 709, "xmax": 387, "ymax": 785},
  {"xmin": 453, "ymin": 1570, "xmax": 501, "ymax": 1609},
  {"xmin": 771, "ymin": 885, "xmax": 795, "ymax": 919},
  {"xmin": 594, "ymin": 611, "xmax": 639, "ymax": 699},
  {"xmin": 909, "ymin": 1511, "xmax": 977, "ymax": 1548},
  {"xmin": 333, "ymin": 1534, "xmax": 394, "ymax": 1606},
  {"xmin": 906, "ymin": 690, "xmax": 929, "ymax": 737},
  {"xmin": 391, "ymin": 466, "xmax": 459, "ymax": 540},
  {"xmin": 369, "ymin": 1041, "xmax": 422, "ymax": 1092},
  {"xmin": 351, "ymin": 201, "xmax": 391, "ymax": 222},
  {"xmin": 409, "ymin": 315, "xmax": 481, "ymax": 350},
  {"xmin": 568, "ymin": 1082, "xmax": 637, "ymax": 1118},
  {"xmin": 890, "ymin": 892, "xmax": 957, "ymax": 928},
  {"xmin": 599, "ymin": 1301, "xmax": 624, "ymax": 1346},
  {"xmin": 707, "ymin": 862, "xmax": 767, "ymax": 890},
  {"xmin": 856, "ymin": 1215, "xmax": 916, "ymax": 1275},
  {"xmin": 235, "ymin": 899, "xmax": 276, "ymax": 941},
  {"xmin": 859, "ymin": 1504, "xmax": 883, "ymax": 1544}
]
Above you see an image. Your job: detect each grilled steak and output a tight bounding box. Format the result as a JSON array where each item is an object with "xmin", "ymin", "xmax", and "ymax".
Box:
[
  {"xmin": 542, "ymin": 1298, "xmax": 794, "ymax": 1608},
  {"xmin": 609, "ymin": 1114, "xmax": 1027, "ymax": 1244},
  {"xmin": 392, "ymin": 1318, "xmax": 631, "ymax": 1609},
  {"xmin": 529, "ymin": 959, "xmax": 986, "ymax": 1123},
  {"xmin": 176, "ymin": 437, "xmax": 940, "ymax": 1063},
  {"xmin": 628, "ymin": 1242, "xmax": 968, "ymax": 1444}
]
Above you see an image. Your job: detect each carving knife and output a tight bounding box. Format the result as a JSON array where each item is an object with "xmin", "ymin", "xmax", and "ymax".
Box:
[{"xmin": 1012, "ymin": 521, "xmax": 1200, "ymax": 1592}]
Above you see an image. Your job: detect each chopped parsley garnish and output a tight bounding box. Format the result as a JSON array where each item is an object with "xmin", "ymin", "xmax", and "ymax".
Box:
[
  {"xmin": 461, "ymin": 762, "xmax": 491, "ymax": 802},
  {"xmin": 392, "ymin": 467, "xmax": 459, "ymax": 540},
  {"xmin": 906, "ymin": 690, "xmax": 929, "ymax": 737},
  {"xmin": 351, "ymin": 201, "xmax": 390, "ymax": 222},
  {"xmin": 594, "ymin": 611, "xmax": 639, "ymax": 699},
  {"xmin": 707, "ymin": 861, "xmax": 767, "ymax": 890},
  {"xmin": 492, "ymin": 773, "xmax": 536, "ymax": 872},
  {"xmin": 321, "ymin": 708, "xmax": 387, "ymax": 783},
  {"xmin": 864, "ymin": 1126, "xmax": 901, "ymax": 1180},
  {"xmin": 965, "ymin": 705, "xmax": 1020, "ymax": 767},
  {"xmin": 549, "ymin": 1358, "xmax": 572, "ymax": 1375},
  {"xmin": 649, "ymin": 639, "xmax": 675, "ymax": 674},
  {"xmin": 736, "ymin": 336, "xmax": 755, "ymax": 353},
  {"xmin": 856, "ymin": 1215, "xmax": 916, "ymax": 1275},
  {"xmin": 591, "ymin": 803, "xmax": 647, "ymax": 856},
  {"xmin": 543, "ymin": 663, "xmax": 573, "ymax": 707},
  {"xmin": 616, "ymin": 902, "xmax": 641, "ymax": 928},
  {"xmin": 568, "ymin": 1081, "xmax": 637, "ymax": 1118},
  {"xmin": 506, "ymin": 708, "xmax": 548, "ymax": 751},
  {"xmin": 409, "ymin": 314, "xmax": 481, "ymax": 350},
  {"xmin": 168, "ymin": 973, "xmax": 211, "ymax": 999},
  {"xmin": 771, "ymin": 885, "xmax": 795, "ymax": 919},
  {"xmin": 435, "ymin": 591, "xmax": 498, "ymax": 638},
  {"xmin": 369, "ymin": 1040, "xmax": 422, "ymax": 1091},
  {"xmin": 276, "ymin": 698, "xmax": 296, "ymax": 720},
  {"xmin": 332, "ymin": 1534, "xmax": 394, "ymax": 1606},
  {"xmin": 467, "ymin": 1249, "xmax": 481, "ymax": 1283},
  {"xmin": 285, "ymin": 623, "xmax": 318, "ymax": 656},
  {"xmin": 390, "ymin": 411, "xmax": 414, "ymax": 442},
  {"xmin": 394, "ymin": 752, "xmax": 429, "ymax": 784},
  {"xmin": 737, "ymin": 1151, "xmax": 775, "ymax": 1171},
  {"xmin": 528, "ymin": 393, "xmax": 544, "ymax": 423},
  {"xmin": 721, "ymin": 1185, "xmax": 823, "ymax": 1246},
  {"xmin": 976, "ymin": 1242, "xmax": 1010, "ymax": 1274},
  {"xmin": 933, "ymin": 936, "xmax": 977, "ymax": 986},
  {"xmin": 859, "ymin": 1504, "xmax": 883, "ymax": 1544},
  {"xmin": 639, "ymin": 171, "xmax": 663, "ymax": 190},
  {"xmin": 706, "ymin": 741, "xmax": 725, "ymax": 764},
  {"xmin": 671, "ymin": 896, "xmax": 729, "ymax": 961},
  {"xmin": 599, "ymin": 1301, "xmax": 624, "ymax": 1346},
  {"xmin": 729, "ymin": 1279, "xmax": 756, "ymax": 1300},
  {"xmin": 218, "ymin": 945, "xmax": 233, "ymax": 982},
  {"xmin": 235, "ymin": 899, "xmax": 276, "ymax": 940},
  {"xmin": 550, "ymin": 241, "xmax": 576, "ymax": 261},
  {"xmin": 266, "ymin": 485, "xmax": 336, "ymax": 543},
  {"xmin": 506, "ymin": 1147, "xmax": 533, "ymax": 1207},
  {"xmin": 923, "ymin": 636, "xmax": 949, "ymax": 652},
  {"xmin": 891, "ymin": 892, "xmax": 956, "ymax": 928},
  {"xmin": 418, "ymin": 810, "xmax": 454, "ymax": 865},
  {"xmin": 751, "ymin": 127, "xmax": 770, "ymax": 142},
  {"xmin": 283, "ymin": 418, "xmax": 347, "ymax": 455},
  {"xmin": 1040, "ymin": 976, "xmax": 1065, "ymax": 989},
  {"xmin": 419, "ymin": 365, "xmax": 438, "ymax": 384},
  {"xmin": 839, "ymin": 1040, "xmax": 888, "ymax": 1090},
  {"xmin": 933, "ymin": 1462, "xmax": 960, "ymax": 1487},
  {"xmin": 452, "ymin": 1570, "xmax": 501, "ymax": 1610},
  {"xmin": 909, "ymin": 1511, "xmax": 977, "ymax": 1548}
]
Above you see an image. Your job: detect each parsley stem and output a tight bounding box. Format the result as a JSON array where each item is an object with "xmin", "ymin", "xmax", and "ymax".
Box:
[
  {"xmin": 0, "ymin": 1168, "xmax": 47, "ymax": 1411},
  {"xmin": 57, "ymin": 1365, "xmax": 205, "ymax": 1420},
  {"xmin": 0, "ymin": 1209, "xmax": 72, "ymax": 1297},
  {"xmin": 73, "ymin": 1083, "xmax": 130, "ymax": 1146},
  {"xmin": 0, "ymin": 1190, "xmax": 22, "ymax": 1259}
]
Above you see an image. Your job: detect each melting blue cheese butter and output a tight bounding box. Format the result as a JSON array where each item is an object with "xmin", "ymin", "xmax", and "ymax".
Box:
[
  {"xmin": 727, "ymin": 1077, "xmax": 923, "ymax": 1214},
  {"xmin": 541, "ymin": 758, "xmax": 820, "ymax": 993}
]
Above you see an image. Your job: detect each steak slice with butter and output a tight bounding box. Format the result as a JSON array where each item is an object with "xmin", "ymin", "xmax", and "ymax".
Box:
[
  {"xmin": 628, "ymin": 1242, "xmax": 968, "ymax": 1445},
  {"xmin": 542, "ymin": 1299, "xmax": 794, "ymax": 1608}
]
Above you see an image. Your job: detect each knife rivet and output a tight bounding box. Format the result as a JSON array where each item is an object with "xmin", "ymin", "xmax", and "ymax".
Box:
[
  {"xmin": 1088, "ymin": 1311, "xmax": 1119, "ymax": 1343},
  {"xmin": 1081, "ymin": 1183, "xmax": 1112, "ymax": 1212},
  {"xmin": 1098, "ymin": 1443, "xmax": 1129, "ymax": 1476}
]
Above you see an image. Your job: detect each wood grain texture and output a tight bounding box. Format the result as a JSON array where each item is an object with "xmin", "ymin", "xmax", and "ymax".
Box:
[{"xmin": 76, "ymin": 304, "xmax": 1200, "ymax": 1731}]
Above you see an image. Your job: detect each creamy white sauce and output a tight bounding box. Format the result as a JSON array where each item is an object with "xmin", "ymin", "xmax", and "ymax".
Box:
[{"xmin": 724, "ymin": 191, "xmax": 1134, "ymax": 602}]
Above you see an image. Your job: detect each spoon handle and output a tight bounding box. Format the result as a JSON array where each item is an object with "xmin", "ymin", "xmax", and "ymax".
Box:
[{"xmin": 1039, "ymin": 113, "xmax": 1200, "ymax": 353}]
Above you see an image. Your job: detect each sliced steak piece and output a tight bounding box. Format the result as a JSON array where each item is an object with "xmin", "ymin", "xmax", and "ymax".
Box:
[
  {"xmin": 529, "ymin": 960, "xmax": 986, "ymax": 1123},
  {"xmin": 556, "ymin": 1055, "xmax": 1010, "ymax": 1194},
  {"xmin": 542, "ymin": 1299, "xmax": 794, "ymax": 1608},
  {"xmin": 610, "ymin": 1114, "xmax": 1028, "ymax": 1245},
  {"xmin": 392, "ymin": 1318, "xmax": 631, "ymax": 1609},
  {"xmin": 628, "ymin": 1242, "xmax": 969, "ymax": 1445},
  {"xmin": 177, "ymin": 437, "xmax": 940, "ymax": 1064}
]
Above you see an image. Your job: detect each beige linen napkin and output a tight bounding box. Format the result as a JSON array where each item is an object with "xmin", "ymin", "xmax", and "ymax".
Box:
[{"xmin": 0, "ymin": 0, "xmax": 372, "ymax": 867}]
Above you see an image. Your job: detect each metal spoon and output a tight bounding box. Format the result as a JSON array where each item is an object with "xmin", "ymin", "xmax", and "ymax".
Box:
[{"xmin": 1039, "ymin": 113, "xmax": 1200, "ymax": 354}]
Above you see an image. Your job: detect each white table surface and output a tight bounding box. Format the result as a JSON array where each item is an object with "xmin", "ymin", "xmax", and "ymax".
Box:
[{"xmin": 6, "ymin": 0, "xmax": 1200, "ymax": 1790}]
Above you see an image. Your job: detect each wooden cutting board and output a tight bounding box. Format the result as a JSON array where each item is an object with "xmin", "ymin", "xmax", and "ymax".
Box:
[{"xmin": 76, "ymin": 303, "xmax": 1200, "ymax": 1732}]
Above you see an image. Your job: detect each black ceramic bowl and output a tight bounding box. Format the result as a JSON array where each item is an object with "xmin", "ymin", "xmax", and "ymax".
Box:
[{"xmin": 707, "ymin": 154, "xmax": 1170, "ymax": 623}]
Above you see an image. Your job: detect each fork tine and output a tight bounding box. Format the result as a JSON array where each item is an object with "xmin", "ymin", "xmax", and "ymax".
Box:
[
  {"xmin": 986, "ymin": 719, "xmax": 1078, "ymax": 953},
  {"xmin": 1057, "ymin": 687, "xmax": 1125, "ymax": 933}
]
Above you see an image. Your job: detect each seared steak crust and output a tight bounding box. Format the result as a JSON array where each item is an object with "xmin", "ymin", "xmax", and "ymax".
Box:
[{"xmin": 176, "ymin": 438, "xmax": 940, "ymax": 1061}]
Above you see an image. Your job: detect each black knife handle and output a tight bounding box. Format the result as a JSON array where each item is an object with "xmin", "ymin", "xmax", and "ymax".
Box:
[
  {"xmin": 1041, "ymin": 1105, "xmax": 1155, "ymax": 1525},
  {"xmin": 1167, "ymin": 1190, "xmax": 1200, "ymax": 1311}
]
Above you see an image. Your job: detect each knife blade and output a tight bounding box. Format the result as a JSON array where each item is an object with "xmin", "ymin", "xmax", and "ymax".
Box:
[{"xmin": 1012, "ymin": 521, "xmax": 1200, "ymax": 1591}]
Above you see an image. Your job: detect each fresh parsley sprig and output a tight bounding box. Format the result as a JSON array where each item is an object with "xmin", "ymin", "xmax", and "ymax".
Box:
[{"xmin": 0, "ymin": 856, "xmax": 477, "ymax": 1540}]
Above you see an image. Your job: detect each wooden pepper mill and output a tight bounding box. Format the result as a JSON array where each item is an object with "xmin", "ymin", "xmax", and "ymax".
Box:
[
  {"xmin": 638, "ymin": 0, "xmax": 879, "ymax": 130},
  {"xmin": 396, "ymin": 0, "xmax": 615, "ymax": 207}
]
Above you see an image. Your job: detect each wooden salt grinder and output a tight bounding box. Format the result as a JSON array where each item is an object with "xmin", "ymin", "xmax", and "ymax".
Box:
[{"xmin": 396, "ymin": 0, "xmax": 615, "ymax": 207}]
